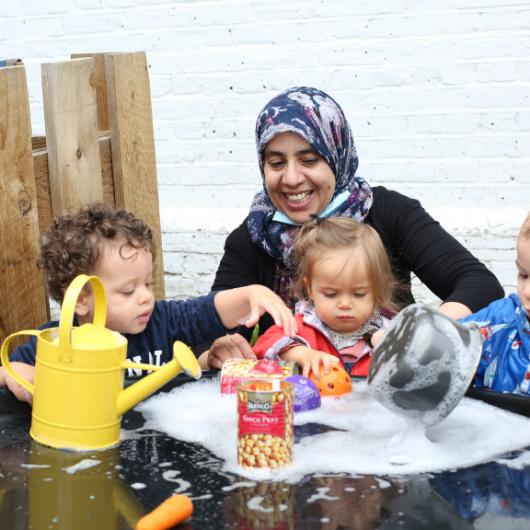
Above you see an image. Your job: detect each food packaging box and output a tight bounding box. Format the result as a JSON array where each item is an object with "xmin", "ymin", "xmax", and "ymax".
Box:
[{"xmin": 220, "ymin": 358, "xmax": 295, "ymax": 394}]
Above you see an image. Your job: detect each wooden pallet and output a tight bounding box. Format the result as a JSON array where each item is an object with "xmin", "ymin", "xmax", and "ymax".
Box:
[{"xmin": 0, "ymin": 52, "xmax": 165, "ymax": 341}]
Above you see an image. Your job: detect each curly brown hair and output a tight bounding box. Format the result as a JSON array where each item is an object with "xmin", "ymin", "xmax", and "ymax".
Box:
[
  {"xmin": 39, "ymin": 202, "xmax": 154, "ymax": 302},
  {"xmin": 292, "ymin": 217, "xmax": 397, "ymax": 312}
]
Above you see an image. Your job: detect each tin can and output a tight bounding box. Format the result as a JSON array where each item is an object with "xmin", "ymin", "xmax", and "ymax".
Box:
[{"xmin": 237, "ymin": 379, "xmax": 294, "ymax": 468}]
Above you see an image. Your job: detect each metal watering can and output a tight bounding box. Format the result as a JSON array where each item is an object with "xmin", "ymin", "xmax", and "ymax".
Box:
[
  {"xmin": 0, "ymin": 274, "xmax": 201, "ymax": 450},
  {"xmin": 368, "ymin": 303, "xmax": 483, "ymax": 427}
]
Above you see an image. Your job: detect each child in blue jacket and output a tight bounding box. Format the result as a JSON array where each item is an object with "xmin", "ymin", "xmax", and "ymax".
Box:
[
  {"xmin": 0, "ymin": 203, "xmax": 296, "ymax": 403},
  {"xmin": 460, "ymin": 212, "xmax": 530, "ymax": 394}
]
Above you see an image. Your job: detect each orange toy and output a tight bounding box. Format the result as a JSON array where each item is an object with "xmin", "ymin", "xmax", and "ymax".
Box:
[
  {"xmin": 309, "ymin": 364, "xmax": 352, "ymax": 396},
  {"xmin": 136, "ymin": 494, "xmax": 193, "ymax": 530}
]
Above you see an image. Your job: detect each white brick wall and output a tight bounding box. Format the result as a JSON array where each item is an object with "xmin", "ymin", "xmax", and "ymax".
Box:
[{"xmin": 2, "ymin": 0, "xmax": 529, "ymax": 303}]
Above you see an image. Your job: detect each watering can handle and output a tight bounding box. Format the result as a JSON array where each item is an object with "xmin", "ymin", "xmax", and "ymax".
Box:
[
  {"xmin": 0, "ymin": 330, "xmax": 40, "ymax": 394},
  {"xmin": 59, "ymin": 274, "xmax": 107, "ymax": 363}
]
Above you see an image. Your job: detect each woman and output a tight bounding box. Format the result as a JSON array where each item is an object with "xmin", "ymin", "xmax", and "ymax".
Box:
[{"xmin": 202, "ymin": 86, "xmax": 504, "ymax": 369}]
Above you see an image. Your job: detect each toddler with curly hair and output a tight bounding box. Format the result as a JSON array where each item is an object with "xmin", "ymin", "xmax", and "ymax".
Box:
[{"xmin": 0, "ymin": 203, "xmax": 296, "ymax": 403}]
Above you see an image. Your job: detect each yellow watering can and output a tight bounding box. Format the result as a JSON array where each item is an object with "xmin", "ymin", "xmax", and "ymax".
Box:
[
  {"xmin": 0, "ymin": 274, "xmax": 201, "ymax": 451},
  {"xmin": 27, "ymin": 442, "xmax": 145, "ymax": 530}
]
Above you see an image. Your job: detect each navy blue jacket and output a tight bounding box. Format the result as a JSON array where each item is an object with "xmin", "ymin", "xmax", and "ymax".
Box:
[{"xmin": 7, "ymin": 293, "xmax": 228, "ymax": 378}]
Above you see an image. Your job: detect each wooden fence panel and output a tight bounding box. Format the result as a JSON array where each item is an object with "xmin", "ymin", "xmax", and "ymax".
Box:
[
  {"xmin": 42, "ymin": 58, "xmax": 103, "ymax": 215},
  {"xmin": 105, "ymin": 52, "xmax": 165, "ymax": 299},
  {"xmin": 0, "ymin": 52, "xmax": 165, "ymax": 340},
  {"xmin": 0, "ymin": 66, "xmax": 48, "ymax": 339},
  {"xmin": 71, "ymin": 53, "xmax": 110, "ymax": 131},
  {"xmin": 32, "ymin": 135, "xmax": 115, "ymax": 237}
]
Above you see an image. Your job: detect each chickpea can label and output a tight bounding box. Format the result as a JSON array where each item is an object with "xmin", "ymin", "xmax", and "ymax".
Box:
[{"xmin": 237, "ymin": 380, "xmax": 294, "ymax": 469}]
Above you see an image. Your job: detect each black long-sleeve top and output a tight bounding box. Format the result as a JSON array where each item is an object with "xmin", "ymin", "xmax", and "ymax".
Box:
[{"xmin": 212, "ymin": 186, "xmax": 504, "ymax": 340}]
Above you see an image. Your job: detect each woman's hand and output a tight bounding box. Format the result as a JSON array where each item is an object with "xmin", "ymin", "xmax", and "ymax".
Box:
[
  {"xmin": 281, "ymin": 346, "xmax": 339, "ymax": 378},
  {"xmin": 0, "ymin": 363, "xmax": 34, "ymax": 404},
  {"xmin": 199, "ymin": 333, "xmax": 257, "ymax": 370}
]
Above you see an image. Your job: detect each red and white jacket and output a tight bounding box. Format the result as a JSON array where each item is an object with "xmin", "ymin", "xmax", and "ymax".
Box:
[{"xmin": 253, "ymin": 301, "xmax": 391, "ymax": 377}]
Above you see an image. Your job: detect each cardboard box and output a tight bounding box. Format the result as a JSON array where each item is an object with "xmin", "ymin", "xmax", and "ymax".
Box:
[{"xmin": 220, "ymin": 358, "xmax": 295, "ymax": 394}]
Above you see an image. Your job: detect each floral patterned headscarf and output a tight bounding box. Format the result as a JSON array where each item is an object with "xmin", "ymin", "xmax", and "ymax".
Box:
[{"xmin": 247, "ymin": 86, "xmax": 373, "ymax": 266}]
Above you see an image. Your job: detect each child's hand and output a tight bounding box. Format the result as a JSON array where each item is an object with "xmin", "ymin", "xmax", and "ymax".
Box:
[
  {"xmin": 304, "ymin": 349, "xmax": 340, "ymax": 379},
  {"xmin": 0, "ymin": 363, "xmax": 34, "ymax": 404},
  {"xmin": 214, "ymin": 285, "xmax": 297, "ymax": 338},
  {"xmin": 370, "ymin": 329, "xmax": 384, "ymax": 347},
  {"xmin": 243, "ymin": 286, "xmax": 297, "ymax": 337},
  {"xmin": 281, "ymin": 346, "xmax": 339, "ymax": 378}
]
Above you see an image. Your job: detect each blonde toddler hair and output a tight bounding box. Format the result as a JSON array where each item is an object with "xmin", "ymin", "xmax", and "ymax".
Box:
[
  {"xmin": 292, "ymin": 217, "xmax": 397, "ymax": 311},
  {"xmin": 519, "ymin": 212, "xmax": 530, "ymax": 241}
]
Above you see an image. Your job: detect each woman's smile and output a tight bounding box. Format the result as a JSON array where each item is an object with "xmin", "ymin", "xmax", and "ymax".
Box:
[
  {"xmin": 284, "ymin": 191, "xmax": 312, "ymax": 203},
  {"xmin": 264, "ymin": 132, "xmax": 335, "ymax": 224},
  {"xmin": 283, "ymin": 190, "xmax": 314, "ymax": 209}
]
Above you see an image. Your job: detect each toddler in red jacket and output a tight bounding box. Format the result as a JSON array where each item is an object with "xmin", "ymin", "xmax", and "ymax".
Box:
[{"xmin": 253, "ymin": 217, "xmax": 397, "ymax": 378}]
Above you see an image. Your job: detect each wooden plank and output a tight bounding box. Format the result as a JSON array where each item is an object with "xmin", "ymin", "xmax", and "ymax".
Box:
[
  {"xmin": 105, "ymin": 52, "xmax": 165, "ymax": 299},
  {"xmin": 31, "ymin": 136, "xmax": 46, "ymax": 150},
  {"xmin": 32, "ymin": 147, "xmax": 53, "ymax": 237},
  {"xmin": 71, "ymin": 53, "xmax": 109, "ymax": 130},
  {"xmin": 0, "ymin": 66, "xmax": 48, "ymax": 339},
  {"xmin": 98, "ymin": 134, "xmax": 116, "ymax": 205},
  {"xmin": 32, "ymin": 135, "xmax": 115, "ymax": 236},
  {"xmin": 41, "ymin": 58, "xmax": 103, "ymax": 216}
]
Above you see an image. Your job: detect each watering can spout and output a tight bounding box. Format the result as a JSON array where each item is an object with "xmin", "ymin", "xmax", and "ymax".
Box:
[{"xmin": 116, "ymin": 341, "xmax": 201, "ymax": 417}]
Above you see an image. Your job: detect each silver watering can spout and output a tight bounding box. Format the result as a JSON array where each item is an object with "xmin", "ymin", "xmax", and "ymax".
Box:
[{"xmin": 368, "ymin": 304, "xmax": 483, "ymax": 427}]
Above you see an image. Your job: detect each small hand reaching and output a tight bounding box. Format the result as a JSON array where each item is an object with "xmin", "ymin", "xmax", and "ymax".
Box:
[
  {"xmin": 214, "ymin": 285, "xmax": 297, "ymax": 339},
  {"xmin": 243, "ymin": 285, "xmax": 298, "ymax": 338},
  {"xmin": 280, "ymin": 346, "xmax": 339, "ymax": 378}
]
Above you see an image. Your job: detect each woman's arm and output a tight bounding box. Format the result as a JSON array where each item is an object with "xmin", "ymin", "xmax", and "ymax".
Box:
[
  {"xmin": 369, "ymin": 187, "xmax": 504, "ymax": 314},
  {"xmin": 199, "ymin": 222, "xmax": 277, "ymax": 369},
  {"xmin": 438, "ymin": 301, "xmax": 472, "ymax": 319}
]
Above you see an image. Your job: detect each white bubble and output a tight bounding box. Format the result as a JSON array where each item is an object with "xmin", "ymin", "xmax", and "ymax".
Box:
[{"xmin": 136, "ymin": 378, "xmax": 530, "ymax": 480}]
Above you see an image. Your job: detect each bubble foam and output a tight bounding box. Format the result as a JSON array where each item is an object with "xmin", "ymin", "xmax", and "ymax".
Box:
[{"xmin": 136, "ymin": 378, "xmax": 530, "ymax": 480}]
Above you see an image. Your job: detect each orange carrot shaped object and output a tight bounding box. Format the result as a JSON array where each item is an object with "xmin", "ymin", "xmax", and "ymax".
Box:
[{"xmin": 136, "ymin": 494, "xmax": 193, "ymax": 530}]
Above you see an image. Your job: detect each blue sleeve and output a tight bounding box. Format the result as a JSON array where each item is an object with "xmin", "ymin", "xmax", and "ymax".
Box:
[
  {"xmin": 6, "ymin": 336, "xmax": 38, "ymax": 365},
  {"xmin": 459, "ymin": 296, "xmax": 530, "ymax": 393},
  {"xmin": 459, "ymin": 298, "xmax": 506, "ymax": 326},
  {"xmin": 158, "ymin": 292, "xmax": 230, "ymax": 345},
  {"xmin": 3, "ymin": 320, "xmax": 58, "ymax": 366}
]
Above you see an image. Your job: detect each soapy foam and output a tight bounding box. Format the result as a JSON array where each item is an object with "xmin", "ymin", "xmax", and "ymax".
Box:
[
  {"xmin": 161, "ymin": 469, "xmax": 192, "ymax": 493},
  {"xmin": 136, "ymin": 378, "xmax": 530, "ymax": 481}
]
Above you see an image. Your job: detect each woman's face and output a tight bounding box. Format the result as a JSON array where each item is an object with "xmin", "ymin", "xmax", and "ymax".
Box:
[{"xmin": 263, "ymin": 132, "xmax": 336, "ymax": 224}]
